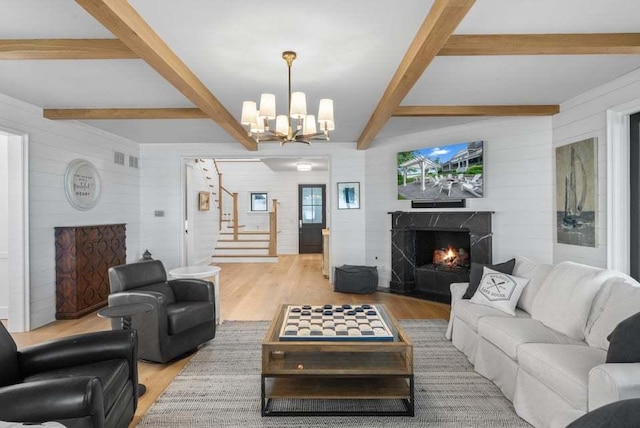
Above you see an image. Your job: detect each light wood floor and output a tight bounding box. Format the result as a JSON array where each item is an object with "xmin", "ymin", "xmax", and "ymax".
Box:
[{"xmin": 11, "ymin": 254, "xmax": 450, "ymax": 427}]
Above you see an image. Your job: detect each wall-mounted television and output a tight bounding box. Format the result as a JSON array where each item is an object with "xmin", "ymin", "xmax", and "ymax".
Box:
[{"xmin": 397, "ymin": 141, "xmax": 484, "ymax": 201}]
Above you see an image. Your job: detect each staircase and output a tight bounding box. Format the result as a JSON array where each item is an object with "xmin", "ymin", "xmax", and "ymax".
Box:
[
  {"xmin": 211, "ymin": 230, "xmax": 277, "ymax": 263},
  {"xmin": 210, "ymin": 160, "xmax": 278, "ymax": 263}
]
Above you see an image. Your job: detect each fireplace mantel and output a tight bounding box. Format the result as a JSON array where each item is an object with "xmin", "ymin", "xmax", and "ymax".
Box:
[{"xmin": 389, "ymin": 211, "xmax": 493, "ymax": 303}]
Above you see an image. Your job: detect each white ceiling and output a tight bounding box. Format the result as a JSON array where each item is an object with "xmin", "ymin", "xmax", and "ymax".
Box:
[
  {"xmin": 1, "ymin": 0, "xmax": 639, "ymax": 145},
  {"xmin": 259, "ymin": 158, "xmax": 329, "ymax": 172}
]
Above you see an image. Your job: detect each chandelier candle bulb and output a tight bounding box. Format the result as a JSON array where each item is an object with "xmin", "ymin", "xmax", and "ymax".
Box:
[
  {"xmin": 275, "ymin": 115, "xmax": 288, "ymax": 135},
  {"xmin": 290, "ymin": 92, "xmax": 307, "ymax": 119},
  {"xmin": 318, "ymin": 98, "xmax": 334, "ymax": 124},
  {"xmin": 259, "ymin": 93, "xmax": 276, "ymax": 120},
  {"xmin": 303, "ymin": 114, "xmax": 317, "ymax": 135},
  {"xmin": 250, "ymin": 111, "xmax": 264, "ymax": 134},
  {"xmin": 241, "ymin": 101, "xmax": 257, "ymax": 125}
]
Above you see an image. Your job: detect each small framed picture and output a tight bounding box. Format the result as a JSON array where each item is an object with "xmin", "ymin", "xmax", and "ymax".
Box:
[
  {"xmin": 250, "ymin": 192, "xmax": 268, "ymax": 211},
  {"xmin": 337, "ymin": 182, "xmax": 360, "ymax": 209},
  {"xmin": 198, "ymin": 191, "xmax": 211, "ymax": 211}
]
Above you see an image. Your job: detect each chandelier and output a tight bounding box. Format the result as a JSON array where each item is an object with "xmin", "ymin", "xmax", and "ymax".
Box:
[{"xmin": 240, "ymin": 51, "xmax": 335, "ymax": 146}]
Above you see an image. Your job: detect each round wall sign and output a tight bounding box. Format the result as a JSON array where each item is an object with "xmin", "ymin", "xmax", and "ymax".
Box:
[{"xmin": 64, "ymin": 159, "xmax": 101, "ymax": 210}]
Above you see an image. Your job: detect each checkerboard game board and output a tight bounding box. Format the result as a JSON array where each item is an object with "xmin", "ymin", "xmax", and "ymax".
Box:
[{"xmin": 278, "ymin": 304, "xmax": 394, "ymax": 341}]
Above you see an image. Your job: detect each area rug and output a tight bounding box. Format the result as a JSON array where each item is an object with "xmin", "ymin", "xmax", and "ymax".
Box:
[{"xmin": 137, "ymin": 320, "xmax": 530, "ymax": 427}]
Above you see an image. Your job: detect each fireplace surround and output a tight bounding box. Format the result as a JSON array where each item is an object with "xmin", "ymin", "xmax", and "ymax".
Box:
[{"xmin": 390, "ymin": 211, "xmax": 493, "ymax": 303}]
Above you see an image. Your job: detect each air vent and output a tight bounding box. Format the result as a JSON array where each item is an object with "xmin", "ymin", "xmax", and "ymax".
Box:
[
  {"xmin": 129, "ymin": 156, "xmax": 139, "ymax": 169},
  {"xmin": 113, "ymin": 151, "xmax": 125, "ymax": 165}
]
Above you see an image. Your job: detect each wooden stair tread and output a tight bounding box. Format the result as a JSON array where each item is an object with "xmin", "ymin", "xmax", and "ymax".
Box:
[
  {"xmin": 217, "ymin": 239, "xmax": 269, "ymax": 243},
  {"xmin": 215, "ymin": 246, "xmax": 268, "ymax": 250},
  {"xmin": 220, "ymin": 231, "xmax": 269, "ymax": 235},
  {"xmin": 211, "ymin": 254, "xmax": 276, "ymax": 258}
]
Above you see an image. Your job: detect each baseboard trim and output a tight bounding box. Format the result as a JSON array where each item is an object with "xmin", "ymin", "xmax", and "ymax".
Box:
[{"xmin": 0, "ymin": 307, "xmax": 8, "ymax": 319}]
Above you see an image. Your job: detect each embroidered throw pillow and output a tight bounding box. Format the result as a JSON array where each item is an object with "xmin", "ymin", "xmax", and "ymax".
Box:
[
  {"xmin": 470, "ymin": 267, "xmax": 530, "ymax": 316},
  {"xmin": 463, "ymin": 258, "xmax": 516, "ymax": 299}
]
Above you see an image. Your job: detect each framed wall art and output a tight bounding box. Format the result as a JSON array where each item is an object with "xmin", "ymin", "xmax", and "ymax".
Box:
[
  {"xmin": 64, "ymin": 159, "xmax": 101, "ymax": 211},
  {"xmin": 555, "ymin": 137, "xmax": 597, "ymax": 247},
  {"xmin": 198, "ymin": 191, "xmax": 211, "ymax": 211},
  {"xmin": 337, "ymin": 182, "xmax": 360, "ymax": 209}
]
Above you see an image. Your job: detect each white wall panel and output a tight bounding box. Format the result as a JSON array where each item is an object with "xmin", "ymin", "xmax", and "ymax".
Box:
[
  {"xmin": 0, "ymin": 135, "xmax": 8, "ymax": 316},
  {"xmin": 140, "ymin": 142, "xmax": 364, "ymax": 274},
  {"xmin": 552, "ymin": 68, "xmax": 640, "ymax": 267},
  {"xmin": 365, "ymin": 117, "xmax": 554, "ymax": 287},
  {"xmin": 0, "ymin": 93, "xmax": 140, "ymax": 329},
  {"xmin": 213, "ymin": 161, "xmax": 329, "ymax": 254}
]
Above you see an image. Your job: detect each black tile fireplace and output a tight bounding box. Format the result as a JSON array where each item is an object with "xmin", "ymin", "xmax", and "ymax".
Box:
[{"xmin": 390, "ymin": 211, "xmax": 493, "ymax": 303}]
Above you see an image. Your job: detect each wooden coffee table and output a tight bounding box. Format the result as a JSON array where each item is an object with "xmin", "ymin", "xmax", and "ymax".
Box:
[{"xmin": 261, "ymin": 304, "xmax": 414, "ymax": 416}]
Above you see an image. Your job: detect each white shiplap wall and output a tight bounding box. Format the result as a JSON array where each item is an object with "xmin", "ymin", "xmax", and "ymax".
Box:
[
  {"xmin": 365, "ymin": 117, "xmax": 554, "ymax": 287},
  {"xmin": 553, "ymin": 67, "xmax": 640, "ymax": 267},
  {"xmin": 0, "ymin": 134, "xmax": 8, "ymax": 318},
  {"xmin": 140, "ymin": 142, "xmax": 365, "ymax": 272},
  {"xmin": 214, "ymin": 160, "xmax": 329, "ymax": 254},
  {"xmin": 0, "ymin": 93, "xmax": 141, "ymax": 329}
]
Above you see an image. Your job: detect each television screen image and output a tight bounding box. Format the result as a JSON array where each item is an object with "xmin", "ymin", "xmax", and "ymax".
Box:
[{"xmin": 397, "ymin": 141, "xmax": 483, "ymax": 201}]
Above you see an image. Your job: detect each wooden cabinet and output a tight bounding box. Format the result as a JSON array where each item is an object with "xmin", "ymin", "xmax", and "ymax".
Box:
[
  {"xmin": 322, "ymin": 228, "xmax": 330, "ymax": 278},
  {"xmin": 55, "ymin": 224, "xmax": 126, "ymax": 319}
]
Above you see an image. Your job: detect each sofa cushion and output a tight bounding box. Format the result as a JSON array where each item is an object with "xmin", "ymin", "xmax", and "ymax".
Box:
[
  {"xmin": 470, "ymin": 267, "xmax": 530, "ymax": 315},
  {"xmin": 454, "ymin": 299, "xmax": 530, "ymax": 333},
  {"xmin": 23, "ymin": 359, "xmax": 129, "ymax": 415},
  {"xmin": 167, "ymin": 301, "xmax": 214, "ymax": 335},
  {"xmin": 606, "ymin": 311, "xmax": 640, "ymax": 363},
  {"xmin": 478, "ymin": 317, "xmax": 586, "ymax": 361},
  {"xmin": 585, "ymin": 277, "xmax": 640, "ymax": 350},
  {"xmin": 517, "ymin": 343, "xmax": 606, "ymax": 411},
  {"xmin": 513, "ymin": 256, "xmax": 553, "ymax": 313},
  {"xmin": 531, "ymin": 262, "xmax": 622, "ymax": 341},
  {"xmin": 463, "ymin": 258, "xmax": 516, "ymax": 299}
]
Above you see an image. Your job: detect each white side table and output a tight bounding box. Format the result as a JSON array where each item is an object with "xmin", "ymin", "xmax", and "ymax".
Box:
[{"xmin": 168, "ymin": 265, "xmax": 221, "ymax": 324}]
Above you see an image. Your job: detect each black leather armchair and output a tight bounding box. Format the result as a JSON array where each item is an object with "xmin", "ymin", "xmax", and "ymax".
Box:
[
  {"xmin": 0, "ymin": 322, "xmax": 137, "ymax": 428},
  {"xmin": 108, "ymin": 260, "xmax": 216, "ymax": 363}
]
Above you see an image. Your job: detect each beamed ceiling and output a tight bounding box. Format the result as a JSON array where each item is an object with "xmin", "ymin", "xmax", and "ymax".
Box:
[{"xmin": 1, "ymin": 0, "xmax": 639, "ymax": 150}]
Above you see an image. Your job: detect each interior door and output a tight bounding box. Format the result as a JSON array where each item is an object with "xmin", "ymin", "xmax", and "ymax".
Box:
[{"xmin": 298, "ymin": 184, "xmax": 326, "ymax": 254}]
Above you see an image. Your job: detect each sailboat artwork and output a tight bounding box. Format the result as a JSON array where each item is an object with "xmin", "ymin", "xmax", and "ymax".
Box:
[{"xmin": 556, "ymin": 138, "xmax": 597, "ymax": 247}]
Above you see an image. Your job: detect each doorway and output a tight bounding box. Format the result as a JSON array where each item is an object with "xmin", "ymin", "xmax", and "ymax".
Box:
[
  {"xmin": 0, "ymin": 129, "xmax": 29, "ymax": 332},
  {"xmin": 298, "ymin": 184, "xmax": 326, "ymax": 253}
]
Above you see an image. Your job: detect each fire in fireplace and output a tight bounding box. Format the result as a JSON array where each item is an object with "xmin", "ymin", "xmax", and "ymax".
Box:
[{"xmin": 433, "ymin": 246, "xmax": 470, "ymax": 268}]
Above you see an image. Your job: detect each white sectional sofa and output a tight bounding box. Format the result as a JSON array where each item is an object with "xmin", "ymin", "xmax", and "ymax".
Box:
[{"xmin": 446, "ymin": 257, "xmax": 640, "ymax": 428}]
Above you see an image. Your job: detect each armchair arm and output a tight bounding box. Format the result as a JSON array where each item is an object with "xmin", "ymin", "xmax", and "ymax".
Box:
[
  {"xmin": 18, "ymin": 329, "xmax": 136, "ymax": 378},
  {"xmin": 446, "ymin": 282, "xmax": 469, "ymax": 340},
  {"xmin": 108, "ymin": 290, "xmax": 169, "ymax": 319},
  {"xmin": 0, "ymin": 377, "xmax": 104, "ymax": 426},
  {"xmin": 450, "ymin": 282, "xmax": 469, "ymax": 307},
  {"xmin": 169, "ymin": 278, "xmax": 214, "ymax": 303},
  {"xmin": 589, "ymin": 363, "xmax": 640, "ymax": 410}
]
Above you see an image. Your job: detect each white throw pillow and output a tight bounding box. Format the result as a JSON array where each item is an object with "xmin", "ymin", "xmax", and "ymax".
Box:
[
  {"xmin": 512, "ymin": 256, "xmax": 553, "ymax": 313},
  {"xmin": 585, "ymin": 276, "xmax": 640, "ymax": 350},
  {"xmin": 470, "ymin": 267, "xmax": 530, "ymax": 316}
]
